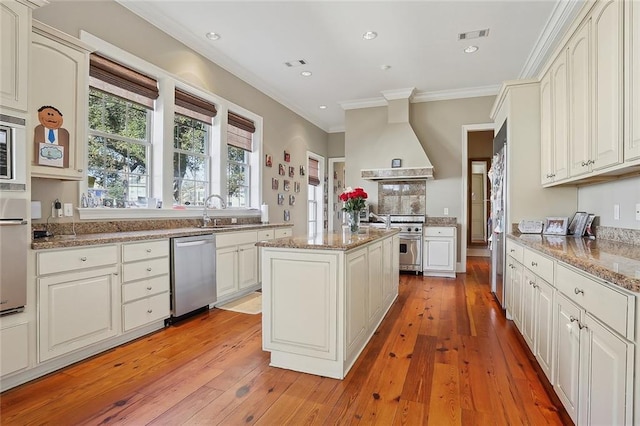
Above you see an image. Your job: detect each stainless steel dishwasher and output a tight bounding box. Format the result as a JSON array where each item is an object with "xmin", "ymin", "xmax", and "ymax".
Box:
[{"xmin": 170, "ymin": 234, "xmax": 216, "ymax": 319}]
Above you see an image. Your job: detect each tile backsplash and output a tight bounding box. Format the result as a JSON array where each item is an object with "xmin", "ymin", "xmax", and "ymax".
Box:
[{"xmin": 377, "ymin": 181, "xmax": 426, "ymax": 215}]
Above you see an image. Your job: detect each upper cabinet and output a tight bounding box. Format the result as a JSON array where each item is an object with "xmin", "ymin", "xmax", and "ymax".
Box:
[
  {"xmin": 626, "ymin": 0, "xmax": 640, "ymax": 161},
  {"xmin": 541, "ymin": 0, "xmax": 638, "ymax": 187},
  {"xmin": 0, "ymin": 0, "xmax": 31, "ymax": 113},
  {"xmin": 29, "ymin": 21, "xmax": 92, "ymax": 180}
]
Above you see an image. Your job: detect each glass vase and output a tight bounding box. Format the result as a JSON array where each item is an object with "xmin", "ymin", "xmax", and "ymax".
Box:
[{"xmin": 347, "ymin": 210, "xmax": 361, "ymax": 234}]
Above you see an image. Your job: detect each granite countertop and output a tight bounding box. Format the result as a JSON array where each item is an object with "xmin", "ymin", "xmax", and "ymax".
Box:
[
  {"xmin": 425, "ymin": 217, "xmax": 457, "ymax": 227},
  {"xmin": 256, "ymin": 228, "xmax": 399, "ymax": 251},
  {"xmin": 31, "ymin": 223, "xmax": 292, "ymax": 250},
  {"xmin": 507, "ymin": 233, "xmax": 640, "ymax": 293}
]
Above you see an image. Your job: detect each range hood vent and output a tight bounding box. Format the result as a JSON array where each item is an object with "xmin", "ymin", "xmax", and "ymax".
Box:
[{"xmin": 361, "ymin": 88, "xmax": 434, "ymax": 181}]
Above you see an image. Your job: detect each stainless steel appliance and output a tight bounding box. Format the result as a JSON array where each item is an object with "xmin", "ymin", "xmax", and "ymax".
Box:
[
  {"xmin": 370, "ymin": 214, "xmax": 424, "ymax": 273},
  {"xmin": 490, "ymin": 121, "xmax": 507, "ymax": 308},
  {"xmin": 0, "ymin": 198, "xmax": 28, "ymax": 315},
  {"xmin": 0, "ymin": 114, "xmax": 27, "ymax": 191},
  {"xmin": 170, "ymin": 234, "xmax": 216, "ymax": 319}
]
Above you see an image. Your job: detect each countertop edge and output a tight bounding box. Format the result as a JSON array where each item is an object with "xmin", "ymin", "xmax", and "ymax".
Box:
[{"xmin": 256, "ymin": 228, "xmax": 400, "ymax": 251}]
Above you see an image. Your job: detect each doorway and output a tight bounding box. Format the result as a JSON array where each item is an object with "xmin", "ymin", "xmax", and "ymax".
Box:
[{"xmin": 467, "ymin": 158, "xmax": 490, "ymax": 247}]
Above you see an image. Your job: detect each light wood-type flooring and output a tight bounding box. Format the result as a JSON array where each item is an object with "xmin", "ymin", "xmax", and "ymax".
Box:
[{"xmin": 0, "ymin": 257, "xmax": 568, "ymax": 425}]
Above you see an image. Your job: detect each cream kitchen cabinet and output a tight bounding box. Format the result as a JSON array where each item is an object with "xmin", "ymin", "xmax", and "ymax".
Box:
[
  {"xmin": 626, "ymin": 0, "xmax": 640, "ymax": 161},
  {"xmin": 121, "ymin": 240, "xmax": 170, "ymax": 332},
  {"xmin": 423, "ymin": 226, "xmax": 456, "ymax": 278},
  {"xmin": 367, "ymin": 241, "xmax": 383, "ymax": 324},
  {"xmin": 382, "ymin": 234, "xmax": 399, "ymax": 307},
  {"xmin": 29, "ymin": 21, "xmax": 92, "ymax": 180},
  {"xmin": 506, "ymin": 255, "xmax": 524, "ymax": 329},
  {"xmin": 0, "ymin": 322, "xmax": 29, "ymax": 376},
  {"xmin": 554, "ymin": 263, "xmax": 634, "ymax": 425},
  {"xmin": 216, "ymin": 231, "xmax": 259, "ymax": 302},
  {"xmin": 37, "ymin": 244, "xmax": 119, "ymax": 362},
  {"xmin": 257, "ymin": 226, "xmax": 293, "ymax": 284},
  {"xmin": 0, "ymin": 0, "xmax": 31, "ymax": 112}
]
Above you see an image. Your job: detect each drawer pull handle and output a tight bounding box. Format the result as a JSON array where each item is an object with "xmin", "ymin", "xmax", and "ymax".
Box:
[
  {"xmin": 530, "ymin": 261, "xmax": 537, "ymax": 267},
  {"xmin": 147, "ymin": 309, "xmax": 153, "ymax": 314},
  {"xmin": 510, "ymin": 249, "xmax": 515, "ymax": 253},
  {"xmin": 80, "ymin": 257, "xmax": 87, "ymax": 262},
  {"xmin": 147, "ymin": 286, "xmax": 152, "ymax": 290},
  {"xmin": 574, "ymin": 288, "xmax": 584, "ymax": 295},
  {"xmin": 578, "ymin": 322, "xmax": 588, "ymax": 330},
  {"xmin": 570, "ymin": 316, "xmax": 578, "ymax": 323},
  {"xmin": 146, "ymin": 249, "xmax": 152, "ymax": 253},
  {"xmin": 147, "ymin": 267, "xmax": 152, "ymax": 272},
  {"xmin": 532, "ymin": 283, "xmax": 538, "ymax": 289}
]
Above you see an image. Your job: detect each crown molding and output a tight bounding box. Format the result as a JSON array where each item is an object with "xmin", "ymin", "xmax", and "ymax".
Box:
[
  {"xmin": 381, "ymin": 88, "xmax": 415, "ymax": 101},
  {"xmin": 412, "ymin": 85, "xmax": 500, "ymax": 103},
  {"xmin": 339, "ymin": 97, "xmax": 387, "ymax": 111}
]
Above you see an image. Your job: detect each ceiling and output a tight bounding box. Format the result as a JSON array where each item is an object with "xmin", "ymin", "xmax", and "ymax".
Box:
[{"xmin": 117, "ymin": 1, "xmax": 584, "ymax": 133}]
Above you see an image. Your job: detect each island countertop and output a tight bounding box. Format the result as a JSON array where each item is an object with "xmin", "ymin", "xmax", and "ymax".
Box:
[
  {"xmin": 507, "ymin": 233, "xmax": 640, "ymax": 292},
  {"xmin": 256, "ymin": 228, "xmax": 399, "ymax": 251}
]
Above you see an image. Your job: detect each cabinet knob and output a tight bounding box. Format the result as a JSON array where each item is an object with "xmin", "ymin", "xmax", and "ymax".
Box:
[
  {"xmin": 113, "ymin": 272, "xmax": 119, "ymax": 276},
  {"xmin": 509, "ymin": 249, "xmax": 515, "ymax": 253},
  {"xmin": 146, "ymin": 286, "xmax": 152, "ymax": 290},
  {"xmin": 146, "ymin": 249, "xmax": 152, "ymax": 253},
  {"xmin": 574, "ymin": 288, "xmax": 584, "ymax": 295},
  {"xmin": 530, "ymin": 261, "xmax": 537, "ymax": 267},
  {"xmin": 578, "ymin": 322, "xmax": 588, "ymax": 330},
  {"xmin": 147, "ymin": 267, "xmax": 152, "ymax": 272},
  {"xmin": 147, "ymin": 309, "xmax": 153, "ymax": 314},
  {"xmin": 77, "ymin": 169, "xmax": 83, "ymax": 173},
  {"xmin": 80, "ymin": 257, "xmax": 87, "ymax": 262},
  {"xmin": 532, "ymin": 283, "xmax": 538, "ymax": 289},
  {"xmin": 569, "ymin": 316, "xmax": 578, "ymax": 323}
]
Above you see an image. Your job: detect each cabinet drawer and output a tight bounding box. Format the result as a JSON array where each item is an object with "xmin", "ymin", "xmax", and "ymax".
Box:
[
  {"xmin": 274, "ymin": 228, "xmax": 292, "ymax": 238},
  {"xmin": 122, "ymin": 275, "xmax": 169, "ymax": 303},
  {"xmin": 122, "ymin": 258, "xmax": 169, "ymax": 283},
  {"xmin": 216, "ymin": 231, "xmax": 257, "ymax": 247},
  {"xmin": 556, "ymin": 264, "xmax": 634, "ymax": 339},
  {"xmin": 523, "ymin": 248, "xmax": 554, "ymax": 283},
  {"xmin": 506, "ymin": 240, "xmax": 524, "ymax": 263},
  {"xmin": 123, "ymin": 292, "xmax": 170, "ymax": 331},
  {"xmin": 38, "ymin": 245, "xmax": 118, "ymax": 275},
  {"xmin": 257, "ymin": 229, "xmax": 274, "ymax": 240},
  {"xmin": 122, "ymin": 240, "xmax": 169, "ymax": 262},
  {"xmin": 424, "ymin": 227, "xmax": 455, "ymax": 237}
]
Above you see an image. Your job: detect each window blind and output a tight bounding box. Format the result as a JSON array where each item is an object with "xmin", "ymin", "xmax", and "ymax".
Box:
[
  {"xmin": 227, "ymin": 112, "xmax": 255, "ymax": 152},
  {"xmin": 308, "ymin": 158, "xmax": 320, "ymax": 186},
  {"xmin": 175, "ymin": 89, "xmax": 217, "ymax": 124},
  {"xmin": 89, "ymin": 53, "xmax": 158, "ymax": 108}
]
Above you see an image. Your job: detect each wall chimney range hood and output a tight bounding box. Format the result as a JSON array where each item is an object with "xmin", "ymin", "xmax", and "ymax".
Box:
[{"xmin": 361, "ymin": 88, "xmax": 434, "ymax": 181}]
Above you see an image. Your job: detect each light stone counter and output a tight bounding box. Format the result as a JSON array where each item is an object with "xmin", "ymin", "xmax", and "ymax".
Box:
[{"xmin": 256, "ymin": 228, "xmax": 399, "ymax": 251}]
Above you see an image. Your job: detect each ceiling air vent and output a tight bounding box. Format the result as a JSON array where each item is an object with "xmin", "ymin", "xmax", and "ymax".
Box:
[
  {"xmin": 458, "ymin": 28, "xmax": 490, "ymax": 40},
  {"xmin": 284, "ymin": 59, "xmax": 307, "ymax": 67}
]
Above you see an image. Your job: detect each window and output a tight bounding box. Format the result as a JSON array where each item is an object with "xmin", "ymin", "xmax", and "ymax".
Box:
[
  {"xmin": 226, "ymin": 112, "xmax": 255, "ymax": 208},
  {"xmin": 87, "ymin": 54, "xmax": 158, "ymax": 208},
  {"xmin": 173, "ymin": 89, "xmax": 217, "ymax": 206},
  {"xmin": 307, "ymin": 155, "xmax": 324, "ymax": 237}
]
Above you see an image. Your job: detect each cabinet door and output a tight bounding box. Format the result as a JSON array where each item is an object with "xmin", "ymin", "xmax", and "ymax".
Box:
[
  {"xmin": 38, "ymin": 266, "xmax": 118, "ymax": 361},
  {"xmin": 505, "ymin": 260, "xmax": 515, "ymax": 318},
  {"xmin": 238, "ymin": 243, "xmax": 258, "ymax": 290},
  {"xmin": 579, "ymin": 313, "xmax": 633, "ymax": 426},
  {"xmin": 550, "ymin": 49, "xmax": 570, "ymax": 181},
  {"xmin": 592, "ymin": 0, "xmax": 623, "ymax": 170},
  {"xmin": 540, "ymin": 70, "xmax": 555, "ymax": 185},
  {"xmin": 382, "ymin": 236, "xmax": 395, "ymax": 306},
  {"xmin": 216, "ymin": 246, "xmax": 238, "ymax": 297},
  {"xmin": 30, "ymin": 29, "xmax": 89, "ymax": 180},
  {"xmin": 345, "ymin": 248, "xmax": 368, "ymax": 358},
  {"xmin": 511, "ymin": 262, "xmax": 524, "ymax": 330},
  {"xmin": 626, "ymin": 0, "xmax": 640, "ymax": 161},
  {"xmin": 534, "ymin": 278, "xmax": 554, "ymax": 382},
  {"xmin": 367, "ymin": 242, "xmax": 383, "ymax": 324},
  {"xmin": 553, "ymin": 293, "xmax": 581, "ymax": 424},
  {"xmin": 0, "ymin": 1, "xmax": 29, "ymax": 111},
  {"xmin": 568, "ymin": 18, "xmax": 592, "ymax": 177},
  {"xmin": 521, "ymin": 269, "xmax": 537, "ymax": 350},
  {"xmin": 0, "ymin": 323, "xmax": 29, "ymax": 376},
  {"xmin": 423, "ymin": 237, "xmax": 455, "ymax": 274}
]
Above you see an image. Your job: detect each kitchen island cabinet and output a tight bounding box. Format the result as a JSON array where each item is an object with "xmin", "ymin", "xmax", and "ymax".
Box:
[{"xmin": 258, "ymin": 229, "xmax": 399, "ymax": 379}]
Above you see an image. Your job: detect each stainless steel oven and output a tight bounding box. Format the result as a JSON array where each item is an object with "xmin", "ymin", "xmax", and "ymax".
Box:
[
  {"xmin": 370, "ymin": 214, "xmax": 424, "ymax": 273},
  {"xmin": 0, "ymin": 198, "xmax": 28, "ymax": 315}
]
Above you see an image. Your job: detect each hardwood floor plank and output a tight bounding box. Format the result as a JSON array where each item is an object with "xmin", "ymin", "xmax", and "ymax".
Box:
[
  {"xmin": 427, "ymin": 362, "xmax": 462, "ymax": 425},
  {"xmin": 400, "ymin": 334, "xmax": 436, "ymax": 404}
]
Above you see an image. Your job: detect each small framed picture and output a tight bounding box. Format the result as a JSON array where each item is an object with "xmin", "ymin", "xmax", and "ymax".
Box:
[
  {"xmin": 543, "ymin": 217, "xmax": 569, "ymax": 235},
  {"xmin": 271, "ymin": 178, "xmax": 279, "ymax": 190},
  {"xmin": 283, "ymin": 180, "xmax": 290, "ymax": 191},
  {"xmin": 277, "ymin": 193, "xmax": 284, "ymax": 205},
  {"xmin": 265, "ymin": 154, "xmax": 273, "ymax": 167},
  {"xmin": 289, "ymin": 194, "xmax": 296, "ymax": 205},
  {"xmin": 299, "ymin": 165, "xmax": 305, "ymax": 176},
  {"xmin": 568, "ymin": 212, "xmax": 589, "ymax": 236},
  {"xmin": 391, "ymin": 158, "xmax": 402, "ymax": 168},
  {"xmin": 278, "ymin": 163, "xmax": 285, "ymax": 176},
  {"xmin": 288, "ymin": 166, "xmax": 295, "ymax": 178},
  {"xmin": 284, "ymin": 150, "xmax": 291, "ymax": 162},
  {"xmin": 284, "ymin": 209, "xmax": 290, "ymax": 221},
  {"xmin": 294, "ymin": 182, "xmax": 300, "ymax": 193}
]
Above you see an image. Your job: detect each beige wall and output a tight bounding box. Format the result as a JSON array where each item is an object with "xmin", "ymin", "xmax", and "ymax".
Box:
[
  {"xmin": 32, "ymin": 0, "xmax": 328, "ymax": 235},
  {"xmin": 327, "ymin": 132, "xmax": 345, "ymax": 158}
]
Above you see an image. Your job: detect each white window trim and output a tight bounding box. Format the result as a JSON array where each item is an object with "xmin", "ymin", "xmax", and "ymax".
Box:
[
  {"xmin": 78, "ymin": 31, "xmax": 262, "ymax": 220},
  {"xmin": 307, "ymin": 151, "xmax": 324, "ymax": 237}
]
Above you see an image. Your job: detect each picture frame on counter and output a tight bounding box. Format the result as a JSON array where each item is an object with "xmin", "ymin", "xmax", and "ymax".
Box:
[
  {"xmin": 568, "ymin": 212, "xmax": 589, "ymax": 237},
  {"xmin": 543, "ymin": 217, "xmax": 569, "ymax": 235}
]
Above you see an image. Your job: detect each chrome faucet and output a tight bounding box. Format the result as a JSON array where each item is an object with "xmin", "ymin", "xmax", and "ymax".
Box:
[
  {"xmin": 369, "ymin": 212, "xmax": 391, "ymax": 230},
  {"xmin": 202, "ymin": 194, "xmax": 227, "ymax": 226}
]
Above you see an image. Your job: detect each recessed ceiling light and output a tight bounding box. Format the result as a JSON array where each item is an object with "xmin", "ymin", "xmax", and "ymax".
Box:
[
  {"xmin": 319, "ymin": 105, "xmax": 327, "ymax": 110},
  {"xmin": 300, "ymin": 71, "xmax": 312, "ymax": 77},
  {"xmin": 363, "ymin": 31, "xmax": 378, "ymax": 40},
  {"xmin": 464, "ymin": 45, "xmax": 479, "ymax": 53},
  {"xmin": 205, "ymin": 32, "xmax": 220, "ymax": 41},
  {"xmin": 380, "ymin": 65, "xmax": 391, "ymax": 71}
]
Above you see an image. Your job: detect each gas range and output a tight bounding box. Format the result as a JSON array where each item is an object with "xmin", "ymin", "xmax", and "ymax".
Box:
[
  {"xmin": 369, "ymin": 214, "xmax": 425, "ymax": 234},
  {"xmin": 368, "ymin": 214, "xmax": 425, "ymax": 273}
]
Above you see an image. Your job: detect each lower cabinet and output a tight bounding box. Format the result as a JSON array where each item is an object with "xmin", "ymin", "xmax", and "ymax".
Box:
[
  {"xmin": 423, "ymin": 226, "xmax": 456, "ymax": 277},
  {"xmin": 0, "ymin": 323, "xmax": 29, "ymax": 376},
  {"xmin": 216, "ymin": 231, "xmax": 259, "ymax": 301}
]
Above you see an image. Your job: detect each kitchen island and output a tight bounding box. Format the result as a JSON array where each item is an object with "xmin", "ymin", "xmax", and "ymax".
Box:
[{"xmin": 257, "ymin": 228, "xmax": 400, "ymax": 379}]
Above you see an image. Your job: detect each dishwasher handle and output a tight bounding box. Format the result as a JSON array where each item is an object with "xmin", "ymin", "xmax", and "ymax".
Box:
[
  {"xmin": 175, "ymin": 239, "xmax": 215, "ymax": 248},
  {"xmin": 0, "ymin": 219, "xmax": 27, "ymax": 226}
]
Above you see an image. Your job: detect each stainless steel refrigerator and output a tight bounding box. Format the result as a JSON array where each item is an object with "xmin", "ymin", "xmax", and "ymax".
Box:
[
  {"xmin": 489, "ymin": 121, "xmax": 507, "ymax": 308},
  {"xmin": 0, "ymin": 198, "xmax": 28, "ymax": 315}
]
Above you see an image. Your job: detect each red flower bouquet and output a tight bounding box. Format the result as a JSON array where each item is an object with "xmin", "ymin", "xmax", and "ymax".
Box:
[{"xmin": 339, "ymin": 187, "xmax": 368, "ymax": 213}]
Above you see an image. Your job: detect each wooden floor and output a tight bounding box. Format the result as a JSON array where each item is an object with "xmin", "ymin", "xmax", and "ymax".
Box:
[{"xmin": 1, "ymin": 257, "xmax": 567, "ymax": 425}]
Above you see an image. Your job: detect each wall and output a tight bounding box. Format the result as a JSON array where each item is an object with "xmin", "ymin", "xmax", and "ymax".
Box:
[
  {"xmin": 578, "ymin": 176, "xmax": 640, "ymax": 230},
  {"xmin": 32, "ymin": 0, "xmax": 328, "ymax": 236},
  {"xmin": 327, "ymin": 132, "xmax": 345, "ymax": 158}
]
